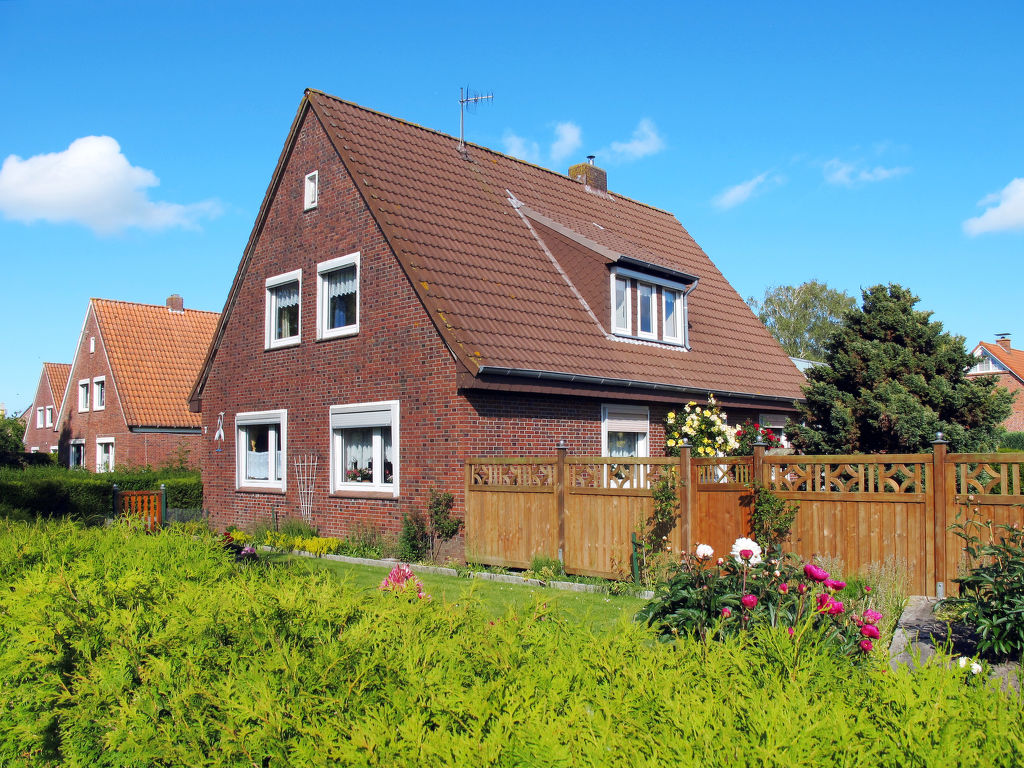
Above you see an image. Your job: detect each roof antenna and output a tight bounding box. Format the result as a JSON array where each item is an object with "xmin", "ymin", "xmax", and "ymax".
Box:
[{"xmin": 458, "ymin": 85, "xmax": 493, "ymax": 159}]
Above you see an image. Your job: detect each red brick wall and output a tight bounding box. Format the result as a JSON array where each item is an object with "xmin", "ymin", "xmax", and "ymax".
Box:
[
  {"xmin": 59, "ymin": 309, "xmax": 201, "ymax": 470},
  {"xmin": 23, "ymin": 370, "xmax": 60, "ymax": 453}
]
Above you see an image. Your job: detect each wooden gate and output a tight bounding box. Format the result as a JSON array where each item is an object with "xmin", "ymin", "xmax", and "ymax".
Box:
[{"xmin": 113, "ymin": 484, "xmax": 164, "ymax": 532}]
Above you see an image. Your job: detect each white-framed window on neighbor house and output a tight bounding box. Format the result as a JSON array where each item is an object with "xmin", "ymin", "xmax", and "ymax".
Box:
[
  {"xmin": 304, "ymin": 171, "xmax": 319, "ymax": 210},
  {"xmin": 636, "ymin": 282, "xmax": 657, "ymax": 339},
  {"xmin": 69, "ymin": 439, "xmax": 85, "ymax": 468},
  {"xmin": 758, "ymin": 414, "xmax": 791, "ymax": 449},
  {"xmin": 968, "ymin": 353, "xmax": 1007, "ymax": 375},
  {"xmin": 330, "ymin": 401, "xmax": 399, "ymax": 496},
  {"xmin": 45, "ymin": 406, "xmax": 54, "ymax": 427},
  {"xmin": 265, "ymin": 270, "xmax": 301, "ymax": 349},
  {"xmin": 601, "ymin": 404, "xmax": 650, "ymax": 458},
  {"xmin": 96, "ymin": 438, "xmax": 115, "ymax": 472},
  {"xmin": 78, "ymin": 379, "xmax": 90, "ymax": 412},
  {"xmin": 612, "ymin": 275, "xmax": 631, "ymax": 335},
  {"xmin": 235, "ymin": 410, "xmax": 287, "ymax": 491},
  {"xmin": 36, "ymin": 408, "xmax": 44, "ymax": 428},
  {"xmin": 317, "ymin": 252, "xmax": 359, "ymax": 340},
  {"xmin": 92, "ymin": 377, "xmax": 106, "ymax": 410}
]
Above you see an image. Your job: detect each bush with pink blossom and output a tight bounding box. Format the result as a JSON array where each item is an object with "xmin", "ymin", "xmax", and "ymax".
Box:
[{"xmin": 379, "ymin": 563, "xmax": 431, "ymax": 601}]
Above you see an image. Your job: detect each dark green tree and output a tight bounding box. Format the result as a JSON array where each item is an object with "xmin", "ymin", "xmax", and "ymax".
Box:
[
  {"xmin": 0, "ymin": 414, "xmax": 26, "ymax": 454},
  {"xmin": 748, "ymin": 280, "xmax": 857, "ymax": 360},
  {"xmin": 787, "ymin": 284, "xmax": 1013, "ymax": 454}
]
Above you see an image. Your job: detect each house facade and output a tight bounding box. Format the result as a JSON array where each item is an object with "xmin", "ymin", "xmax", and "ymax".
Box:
[
  {"xmin": 22, "ymin": 362, "xmax": 70, "ymax": 454},
  {"xmin": 190, "ymin": 90, "xmax": 806, "ymax": 537},
  {"xmin": 968, "ymin": 337, "xmax": 1024, "ymax": 431},
  {"xmin": 57, "ymin": 295, "xmax": 219, "ymax": 471}
]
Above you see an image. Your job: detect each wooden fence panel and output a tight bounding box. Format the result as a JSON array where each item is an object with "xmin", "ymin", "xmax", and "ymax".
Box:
[{"xmin": 117, "ymin": 489, "xmax": 163, "ymax": 532}]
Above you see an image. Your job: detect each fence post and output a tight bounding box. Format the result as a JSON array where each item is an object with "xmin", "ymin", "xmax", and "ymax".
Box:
[
  {"xmin": 111, "ymin": 483, "xmax": 120, "ymax": 521},
  {"xmin": 555, "ymin": 440, "xmax": 567, "ymax": 564},
  {"xmin": 752, "ymin": 440, "xmax": 767, "ymax": 487},
  {"xmin": 159, "ymin": 483, "xmax": 167, "ymax": 529},
  {"xmin": 678, "ymin": 439, "xmax": 692, "ymax": 551},
  {"xmin": 931, "ymin": 433, "xmax": 949, "ymax": 598}
]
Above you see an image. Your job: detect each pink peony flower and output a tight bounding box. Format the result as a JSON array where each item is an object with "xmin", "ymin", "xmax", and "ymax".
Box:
[
  {"xmin": 788, "ymin": 627, "xmax": 795, "ymax": 637},
  {"xmin": 797, "ymin": 583, "xmax": 808, "ymax": 595},
  {"xmin": 864, "ymin": 586, "xmax": 872, "ymax": 593},
  {"xmin": 778, "ymin": 583, "xmax": 789, "ymax": 594},
  {"xmin": 824, "ymin": 578, "xmax": 846, "ymax": 592},
  {"xmin": 828, "ymin": 600, "xmax": 845, "ymax": 616},
  {"xmin": 721, "ymin": 607, "xmax": 732, "ymax": 618},
  {"xmin": 741, "ymin": 594, "xmax": 758, "ymax": 609},
  {"xmin": 860, "ymin": 624, "xmax": 881, "ymax": 639},
  {"xmin": 859, "ymin": 639, "xmax": 874, "ymax": 653},
  {"xmin": 863, "ymin": 609, "xmax": 883, "ymax": 625},
  {"xmin": 740, "ymin": 549, "xmax": 754, "ymax": 560},
  {"xmin": 804, "ymin": 563, "xmax": 829, "ymax": 582}
]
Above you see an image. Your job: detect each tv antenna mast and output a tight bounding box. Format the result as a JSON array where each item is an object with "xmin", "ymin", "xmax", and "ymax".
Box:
[{"xmin": 458, "ymin": 86, "xmax": 493, "ymax": 157}]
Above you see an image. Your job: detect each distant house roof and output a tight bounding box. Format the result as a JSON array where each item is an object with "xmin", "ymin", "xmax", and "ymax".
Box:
[
  {"xmin": 972, "ymin": 341, "xmax": 1024, "ymax": 384},
  {"xmin": 43, "ymin": 362, "xmax": 71, "ymax": 409},
  {"xmin": 789, "ymin": 357, "xmax": 824, "ymax": 375},
  {"xmin": 92, "ymin": 299, "xmax": 219, "ymax": 428},
  {"xmin": 193, "ymin": 90, "xmax": 805, "ymax": 407}
]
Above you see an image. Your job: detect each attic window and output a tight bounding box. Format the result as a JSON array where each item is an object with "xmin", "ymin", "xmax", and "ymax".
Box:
[
  {"xmin": 265, "ymin": 270, "xmax": 302, "ymax": 349},
  {"xmin": 968, "ymin": 353, "xmax": 1007, "ymax": 375},
  {"xmin": 610, "ymin": 266, "xmax": 692, "ymax": 348},
  {"xmin": 304, "ymin": 171, "xmax": 319, "ymax": 210}
]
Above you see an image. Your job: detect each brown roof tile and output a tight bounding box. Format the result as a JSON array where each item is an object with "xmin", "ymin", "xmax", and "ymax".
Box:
[
  {"xmin": 977, "ymin": 342, "xmax": 1024, "ymax": 382},
  {"xmin": 93, "ymin": 299, "xmax": 219, "ymax": 427},
  {"xmin": 43, "ymin": 362, "xmax": 71, "ymax": 409}
]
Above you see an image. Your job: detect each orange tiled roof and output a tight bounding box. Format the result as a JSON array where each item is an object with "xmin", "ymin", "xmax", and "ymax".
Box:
[
  {"xmin": 43, "ymin": 362, "xmax": 71, "ymax": 409},
  {"xmin": 93, "ymin": 299, "xmax": 219, "ymax": 427},
  {"xmin": 977, "ymin": 342, "xmax": 1024, "ymax": 383}
]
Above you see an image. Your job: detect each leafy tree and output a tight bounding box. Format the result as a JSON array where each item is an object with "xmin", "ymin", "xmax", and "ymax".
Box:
[
  {"xmin": 0, "ymin": 414, "xmax": 26, "ymax": 453},
  {"xmin": 748, "ymin": 280, "xmax": 857, "ymax": 360},
  {"xmin": 787, "ymin": 284, "xmax": 1013, "ymax": 454}
]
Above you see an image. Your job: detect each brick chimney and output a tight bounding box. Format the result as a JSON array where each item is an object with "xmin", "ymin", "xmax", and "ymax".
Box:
[
  {"xmin": 166, "ymin": 294, "xmax": 184, "ymax": 313},
  {"xmin": 996, "ymin": 333, "xmax": 1012, "ymax": 351},
  {"xmin": 569, "ymin": 155, "xmax": 607, "ymax": 193}
]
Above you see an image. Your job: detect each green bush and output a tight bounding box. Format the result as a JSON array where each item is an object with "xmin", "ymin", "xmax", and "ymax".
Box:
[
  {"xmin": 397, "ymin": 508, "xmax": 429, "ymax": 562},
  {"xmin": 999, "ymin": 431, "xmax": 1024, "ymax": 451},
  {"xmin": 0, "ymin": 520, "xmax": 1021, "ymax": 766}
]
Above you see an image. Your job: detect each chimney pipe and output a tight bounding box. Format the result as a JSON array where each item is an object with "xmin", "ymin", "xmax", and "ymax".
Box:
[
  {"xmin": 167, "ymin": 294, "xmax": 184, "ymax": 313},
  {"xmin": 996, "ymin": 333, "xmax": 1012, "ymax": 351}
]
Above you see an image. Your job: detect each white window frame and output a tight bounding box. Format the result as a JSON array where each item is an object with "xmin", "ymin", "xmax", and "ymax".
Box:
[
  {"xmin": 316, "ymin": 252, "xmax": 360, "ymax": 340},
  {"xmin": 636, "ymin": 282, "xmax": 658, "ymax": 340},
  {"xmin": 662, "ymin": 288, "xmax": 684, "ymax": 345},
  {"xmin": 89, "ymin": 336, "xmax": 95, "ymax": 354},
  {"xmin": 69, "ymin": 438, "xmax": 85, "ymax": 468},
  {"xmin": 36, "ymin": 408, "xmax": 44, "ymax": 428},
  {"xmin": 968, "ymin": 352, "xmax": 1006, "ymax": 375},
  {"xmin": 329, "ymin": 400, "xmax": 399, "ymax": 497},
  {"xmin": 235, "ymin": 409, "xmax": 287, "ymax": 491},
  {"xmin": 601, "ymin": 404, "xmax": 650, "ymax": 458},
  {"xmin": 92, "ymin": 376, "xmax": 106, "ymax": 411},
  {"xmin": 96, "ymin": 438, "xmax": 115, "ymax": 472},
  {"xmin": 45, "ymin": 406, "xmax": 54, "ymax": 427},
  {"xmin": 77, "ymin": 379, "xmax": 90, "ymax": 412},
  {"xmin": 304, "ymin": 171, "xmax": 319, "ymax": 210},
  {"xmin": 610, "ymin": 266, "xmax": 691, "ymax": 347},
  {"xmin": 759, "ymin": 413, "xmax": 790, "ymax": 449},
  {"xmin": 265, "ymin": 270, "xmax": 302, "ymax": 350},
  {"xmin": 611, "ymin": 274, "xmax": 632, "ymax": 335}
]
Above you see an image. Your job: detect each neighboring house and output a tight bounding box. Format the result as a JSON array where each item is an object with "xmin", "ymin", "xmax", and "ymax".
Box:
[
  {"xmin": 968, "ymin": 336, "xmax": 1024, "ymax": 431},
  {"xmin": 22, "ymin": 362, "xmax": 71, "ymax": 453},
  {"xmin": 57, "ymin": 295, "xmax": 219, "ymax": 471},
  {"xmin": 190, "ymin": 89, "xmax": 806, "ymax": 536}
]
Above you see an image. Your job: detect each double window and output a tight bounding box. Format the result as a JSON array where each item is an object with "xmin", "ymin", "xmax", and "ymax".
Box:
[
  {"xmin": 611, "ymin": 269, "xmax": 688, "ymax": 347},
  {"xmin": 330, "ymin": 401, "xmax": 399, "ymax": 496},
  {"xmin": 265, "ymin": 271, "xmax": 302, "ymax": 349},
  {"xmin": 317, "ymin": 253, "xmax": 360, "ymax": 339},
  {"xmin": 236, "ymin": 410, "xmax": 287, "ymax": 491}
]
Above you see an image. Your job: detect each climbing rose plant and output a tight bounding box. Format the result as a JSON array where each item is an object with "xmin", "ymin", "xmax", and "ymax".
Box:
[{"xmin": 664, "ymin": 395, "xmax": 739, "ymax": 458}]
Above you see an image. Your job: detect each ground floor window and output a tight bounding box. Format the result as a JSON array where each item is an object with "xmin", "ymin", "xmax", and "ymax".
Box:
[
  {"xmin": 601, "ymin": 404, "xmax": 650, "ymax": 457},
  {"xmin": 330, "ymin": 401, "xmax": 399, "ymax": 495},
  {"xmin": 96, "ymin": 438, "xmax": 115, "ymax": 472},
  {"xmin": 235, "ymin": 410, "xmax": 287, "ymax": 490},
  {"xmin": 70, "ymin": 439, "xmax": 85, "ymax": 468}
]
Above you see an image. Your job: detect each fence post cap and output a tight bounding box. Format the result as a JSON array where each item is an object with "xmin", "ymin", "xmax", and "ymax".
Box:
[
  {"xmin": 556, "ymin": 439, "xmax": 567, "ymax": 449},
  {"xmin": 752, "ymin": 440, "xmax": 769, "ymax": 448},
  {"xmin": 160, "ymin": 483, "xmax": 166, "ymax": 489},
  {"xmin": 682, "ymin": 438, "xmax": 690, "ymax": 446},
  {"xmin": 931, "ymin": 432, "xmax": 949, "ymax": 445}
]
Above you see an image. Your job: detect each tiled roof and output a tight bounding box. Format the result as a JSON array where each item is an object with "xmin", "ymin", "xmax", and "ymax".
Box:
[
  {"xmin": 43, "ymin": 362, "xmax": 71, "ymax": 409},
  {"xmin": 307, "ymin": 91, "xmax": 805, "ymax": 402},
  {"xmin": 93, "ymin": 299, "xmax": 219, "ymax": 427},
  {"xmin": 976, "ymin": 342, "xmax": 1024, "ymax": 383}
]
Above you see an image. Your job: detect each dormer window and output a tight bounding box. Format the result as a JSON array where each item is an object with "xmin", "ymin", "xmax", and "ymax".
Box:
[
  {"xmin": 610, "ymin": 265, "xmax": 694, "ymax": 347},
  {"xmin": 304, "ymin": 171, "xmax": 319, "ymax": 210},
  {"xmin": 969, "ymin": 353, "xmax": 1007, "ymax": 375}
]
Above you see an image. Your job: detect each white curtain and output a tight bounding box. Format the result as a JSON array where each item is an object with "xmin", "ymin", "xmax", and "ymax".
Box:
[{"xmin": 327, "ymin": 266, "xmax": 356, "ymax": 298}]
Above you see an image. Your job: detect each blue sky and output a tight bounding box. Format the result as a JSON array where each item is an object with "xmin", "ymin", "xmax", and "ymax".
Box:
[{"xmin": 2, "ymin": 1, "xmax": 1022, "ymax": 413}]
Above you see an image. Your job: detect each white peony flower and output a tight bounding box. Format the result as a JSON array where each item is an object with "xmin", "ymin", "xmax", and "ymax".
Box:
[
  {"xmin": 730, "ymin": 537, "xmax": 763, "ymax": 566},
  {"xmin": 958, "ymin": 657, "xmax": 969, "ymax": 668},
  {"xmin": 971, "ymin": 662, "xmax": 983, "ymax": 675},
  {"xmin": 695, "ymin": 543, "xmax": 714, "ymax": 559}
]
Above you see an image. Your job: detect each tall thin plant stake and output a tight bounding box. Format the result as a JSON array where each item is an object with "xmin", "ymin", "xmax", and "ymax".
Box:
[{"xmin": 293, "ymin": 455, "xmax": 318, "ymax": 524}]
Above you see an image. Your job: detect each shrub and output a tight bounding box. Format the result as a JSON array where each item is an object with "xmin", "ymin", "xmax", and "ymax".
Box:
[
  {"xmin": 397, "ymin": 509, "xmax": 429, "ymax": 562},
  {"xmin": 663, "ymin": 395, "xmax": 738, "ymax": 457},
  {"xmin": 942, "ymin": 513, "xmax": 1024, "ymax": 659},
  {"xmin": 746, "ymin": 482, "xmax": 799, "ymax": 556},
  {"xmin": 999, "ymin": 431, "xmax": 1024, "ymax": 451},
  {"xmin": 427, "ymin": 489, "xmax": 461, "ymax": 560},
  {"xmin": 732, "ymin": 418, "xmax": 783, "ymax": 455}
]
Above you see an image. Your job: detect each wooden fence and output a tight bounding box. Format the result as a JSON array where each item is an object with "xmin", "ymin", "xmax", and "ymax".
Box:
[
  {"xmin": 113, "ymin": 484, "xmax": 165, "ymax": 532},
  {"xmin": 464, "ymin": 441, "xmax": 1024, "ymax": 596}
]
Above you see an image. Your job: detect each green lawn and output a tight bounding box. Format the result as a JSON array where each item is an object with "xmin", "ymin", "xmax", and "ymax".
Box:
[{"xmin": 270, "ymin": 553, "xmax": 647, "ymax": 634}]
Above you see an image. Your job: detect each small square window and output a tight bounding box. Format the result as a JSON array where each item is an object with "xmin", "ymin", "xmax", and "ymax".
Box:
[
  {"xmin": 235, "ymin": 410, "xmax": 287, "ymax": 490},
  {"xmin": 78, "ymin": 380, "xmax": 90, "ymax": 412},
  {"xmin": 265, "ymin": 270, "xmax": 302, "ymax": 349},
  {"xmin": 317, "ymin": 253, "xmax": 360, "ymax": 340},
  {"xmin": 330, "ymin": 401, "xmax": 399, "ymax": 496},
  {"xmin": 93, "ymin": 377, "xmax": 106, "ymax": 411},
  {"xmin": 304, "ymin": 171, "xmax": 319, "ymax": 210}
]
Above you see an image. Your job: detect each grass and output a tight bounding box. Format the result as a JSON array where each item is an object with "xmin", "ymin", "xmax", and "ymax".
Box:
[{"xmin": 270, "ymin": 553, "xmax": 647, "ymax": 634}]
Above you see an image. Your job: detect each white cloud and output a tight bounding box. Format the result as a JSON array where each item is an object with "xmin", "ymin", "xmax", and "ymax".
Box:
[
  {"xmin": 824, "ymin": 157, "xmax": 910, "ymax": 187},
  {"xmin": 963, "ymin": 178, "xmax": 1024, "ymax": 236},
  {"xmin": 550, "ymin": 122, "xmax": 582, "ymax": 163},
  {"xmin": 502, "ymin": 131, "xmax": 540, "ymax": 164},
  {"xmin": 712, "ymin": 171, "xmax": 783, "ymax": 210},
  {"xmin": 605, "ymin": 119, "xmax": 665, "ymax": 162},
  {"xmin": 0, "ymin": 136, "xmax": 221, "ymax": 235}
]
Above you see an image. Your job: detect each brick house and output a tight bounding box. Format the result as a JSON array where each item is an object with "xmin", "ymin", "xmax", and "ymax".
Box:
[
  {"xmin": 22, "ymin": 362, "xmax": 71, "ymax": 454},
  {"xmin": 968, "ymin": 337, "xmax": 1024, "ymax": 431},
  {"xmin": 189, "ymin": 89, "xmax": 806, "ymax": 537},
  {"xmin": 56, "ymin": 296, "xmax": 219, "ymax": 470}
]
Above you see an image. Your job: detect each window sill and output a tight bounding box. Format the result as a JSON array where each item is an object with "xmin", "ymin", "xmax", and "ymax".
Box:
[
  {"xmin": 316, "ymin": 326, "xmax": 359, "ymax": 342},
  {"xmin": 265, "ymin": 338, "xmax": 301, "ymax": 351},
  {"xmin": 235, "ymin": 485, "xmax": 286, "ymax": 495},
  {"xmin": 330, "ymin": 488, "xmax": 398, "ymax": 500}
]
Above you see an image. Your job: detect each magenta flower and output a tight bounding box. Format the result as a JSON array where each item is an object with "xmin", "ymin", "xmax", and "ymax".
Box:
[
  {"xmin": 829, "ymin": 600, "xmax": 845, "ymax": 615},
  {"xmin": 740, "ymin": 549, "xmax": 754, "ymax": 561},
  {"xmin": 741, "ymin": 594, "xmax": 758, "ymax": 609},
  {"xmin": 860, "ymin": 624, "xmax": 881, "ymax": 639},
  {"xmin": 864, "ymin": 586, "xmax": 872, "ymax": 593},
  {"xmin": 721, "ymin": 607, "xmax": 732, "ymax": 618},
  {"xmin": 804, "ymin": 563, "xmax": 829, "ymax": 582},
  {"xmin": 863, "ymin": 609, "xmax": 883, "ymax": 625},
  {"xmin": 787, "ymin": 627, "xmax": 795, "ymax": 637},
  {"xmin": 778, "ymin": 583, "xmax": 789, "ymax": 594},
  {"xmin": 797, "ymin": 583, "xmax": 808, "ymax": 595},
  {"xmin": 859, "ymin": 639, "xmax": 874, "ymax": 653},
  {"xmin": 824, "ymin": 578, "xmax": 846, "ymax": 592}
]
